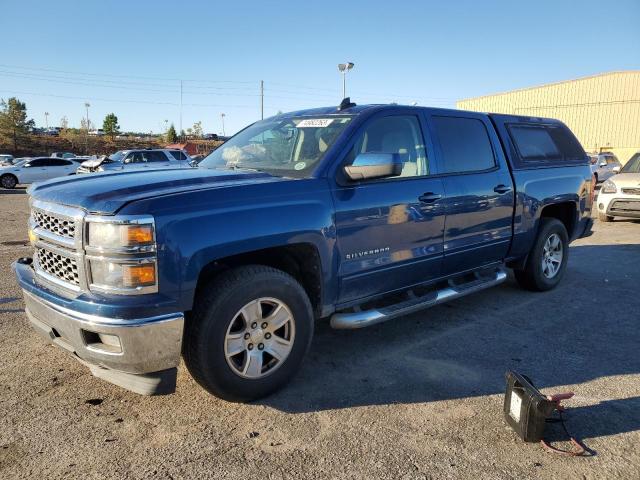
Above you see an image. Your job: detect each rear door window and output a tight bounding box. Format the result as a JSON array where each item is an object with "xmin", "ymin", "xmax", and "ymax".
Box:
[
  {"xmin": 48, "ymin": 159, "xmax": 71, "ymax": 166},
  {"xmin": 143, "ymin": 151, "xmax": 167, "ymax": 163},
  {"xmin": 508, "ymin": 124, "xmax": 584, "ymax": 162},
  {"xmin": 432, "ymin": 116, "xmax": 496, "ymax": 173}
]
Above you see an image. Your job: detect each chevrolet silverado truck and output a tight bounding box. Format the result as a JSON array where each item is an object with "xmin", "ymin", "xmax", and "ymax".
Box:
[{"xmin": 14, "ymin": 102, "xmax": 593, "ymax": 401}]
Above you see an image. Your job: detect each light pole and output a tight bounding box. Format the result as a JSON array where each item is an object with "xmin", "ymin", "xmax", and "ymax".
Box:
[
  {"xmin": 221, "ymin": 113, "xmax": 226, "ymax": 136},
  {"xmin": 44, "ymin": 112, "xmax": 49, "ymax": 130},
  {"xmin": 337, "ymin": 62, "xmax": 354, "ymax": 99},
  {"xmin": 84, "ymin": 103, "xmax": 91, "ymax": 130}
]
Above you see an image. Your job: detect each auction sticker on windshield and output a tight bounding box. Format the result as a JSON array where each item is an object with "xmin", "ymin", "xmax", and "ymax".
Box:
[{"xmin": 296, "ymin": 119, "xmax": 334, "ymax": 128}]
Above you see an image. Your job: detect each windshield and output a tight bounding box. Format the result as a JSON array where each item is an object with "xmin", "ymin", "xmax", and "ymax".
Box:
[
  {"xmin": 620, "ymin": 153, "xmax": 640, "ymax": 173},
  {"xmin": 108, "ymin": 151, "xmax": 127, "ymax": 163},
  {"xmin": 198, "ymin": 115, "xmax": 353, "ymax": 176}
]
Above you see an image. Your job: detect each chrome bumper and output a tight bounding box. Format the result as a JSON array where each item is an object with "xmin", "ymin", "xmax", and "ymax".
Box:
[{"xmin": 21, "ymin": 288, "xmax": 184, "ymax": 395}]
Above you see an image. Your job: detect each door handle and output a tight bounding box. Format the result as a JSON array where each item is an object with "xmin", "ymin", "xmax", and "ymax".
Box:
[
  {"xmin": 419, "ymin": 192, "xmax": 442, "ymax": 203},
  {"xmin": 493, "ymin": 184, "xmax": 512, "ymax": 194}
]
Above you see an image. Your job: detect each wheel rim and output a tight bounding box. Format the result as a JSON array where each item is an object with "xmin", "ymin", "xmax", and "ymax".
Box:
[
  {"xmin": 1, "ymin": 176, "xmax": 15, "ymax": 188},
  {"xmin": 541, "ymin": 233, "xmax": 563, "ymax": 279},
  {"xmin": 224, "ymin": 297, "xmax": 295, "ymax": 379}
]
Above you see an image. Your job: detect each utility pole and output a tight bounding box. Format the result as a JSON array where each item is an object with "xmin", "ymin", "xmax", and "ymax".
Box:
[
  {"xmin": 221, "ymin": 113, "xmax": 226, "ymax": 136},
  {"xmin": 44, "ymin": 112, "xmax": 49, "ymax": 129},
  {"xmin": 260, "ymin": 80, "xmax": 264, "ymax": 120},
  {"xmin": 84, "ymin": 102, "xmax": 90, "ymax": 153},
  {"xmin": 179, "ymin": 80, "xmax": 183, "ymax": 137}
]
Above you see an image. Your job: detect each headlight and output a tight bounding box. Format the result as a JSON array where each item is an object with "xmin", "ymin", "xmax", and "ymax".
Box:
[
  {"xmin": 601, "ymin": 179, "xmax": 617, "ymax": 194},
  {"xmin": 88, "ymin": 222, "xmax": 154, "ymax": 249},
  {"xmin": 86, "ymin": 216, "xmax": 158, "ymax": 294},
  {"xmin": 90, "ymin": 260, "xmax": 156, "ymax": 290}
]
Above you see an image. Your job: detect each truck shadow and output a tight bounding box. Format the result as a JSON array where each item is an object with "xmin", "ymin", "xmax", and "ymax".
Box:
[{"xmin": 261, "ymin": 243, "xmax": 640, "ymax": 441}]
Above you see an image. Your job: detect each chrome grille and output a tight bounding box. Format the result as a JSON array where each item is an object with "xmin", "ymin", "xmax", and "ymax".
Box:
[
  {"xmin": 33, "ymin": 209, "xmax": 76, "ymax": 239},
  {"xmin": 622, "ymin": 188, "xmax": 640, "ymax": 195},
  {"xmin": 36, "ymin": 248, "xmax": 80, "ymax": 286}
]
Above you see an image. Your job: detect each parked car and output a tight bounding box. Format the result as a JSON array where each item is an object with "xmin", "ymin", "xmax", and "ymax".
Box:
[
  {"xmin": 596, "ymin": 151, "xmax": 640, "ymax": 222},
  {"xmin": 14, "ymin": 103, "xmax": 592, "ymax": 401},
  {"xmin": 0, "ymin": 154, "xmax": 14, "ymax": 166},
  {"xmin": 76, "ymin": 149, "xmax": 191, "ymax": 174},
  {"xmin": 51, "ymin": 152, "xmax": 76, "ymax": 159},
  {"xmin": 589, "ymin": 152, "xmax": 621, "ymax": 183},
  {"xmin": 0, "ymin": 157, "xmax": 78, "ymax": 188}
]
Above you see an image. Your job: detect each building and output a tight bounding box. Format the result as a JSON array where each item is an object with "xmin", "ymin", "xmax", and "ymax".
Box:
[{"xmin": 457, "ymin": 71, "xmax": 640, "ymax": 164}]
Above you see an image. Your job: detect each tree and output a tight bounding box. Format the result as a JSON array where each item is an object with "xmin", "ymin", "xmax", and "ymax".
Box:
[
  {"xmin": 166, "ymin": 123, "xmax": 177, "ymax": 143},
  {"xmin": 103, "ymin": 113, "xmax": 120, "ymax": 139},
  {"xmin": 0, "ymin": 97, "xmax": 34, "ymax": 150},
  {"xmin": 191, "ymin": 121, "xmax": 203, "ymax": 138},
  {"xmin": 80, "ymin": 117, "xmax": 94, "ymax": 131}
]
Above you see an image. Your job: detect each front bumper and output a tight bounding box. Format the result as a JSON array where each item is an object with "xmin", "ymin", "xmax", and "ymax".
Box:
[
  {"xmin": 15, "ymin": 260, "xmax": 184, "ymax": 395},
  {"xmin": 607, "ymin": 198, "xmax": 640, "ymax": 218}
]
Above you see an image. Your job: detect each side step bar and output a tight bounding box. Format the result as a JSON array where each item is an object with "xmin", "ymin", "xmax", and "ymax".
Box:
[{"xmin": 330, "ymin": 268, "xmax": 508, "ymax": 330}]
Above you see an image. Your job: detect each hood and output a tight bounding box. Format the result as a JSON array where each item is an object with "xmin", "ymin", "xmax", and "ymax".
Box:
[
  {"xmin": 80, "ymin": 157, "xmax": 113, "ymax": 169},
  {"xmin": 28, "ymin": 167, "xmax": 284, "ymax": 214},
  {"xmin": 611, "ymin": 172, "xmax": 640, "ymax": 187}
]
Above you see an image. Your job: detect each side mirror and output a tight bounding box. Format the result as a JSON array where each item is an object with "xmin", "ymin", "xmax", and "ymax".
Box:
[
  {"xmin": 612, "ymin": 166, "xmax": 621, "ymax": 174},
  {"xmin": 599, "ymin": 161, "xmax": 607, "ymax": 167},
  {"xmin": 23, "ymin": 163, "xmax": 31, "ymax": 168},
  {"xmin": 344, "ymin": 153, "xmax": 403, "ymax": 181}
]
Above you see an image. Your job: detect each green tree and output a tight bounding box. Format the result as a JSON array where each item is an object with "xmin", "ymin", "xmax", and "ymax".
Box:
[
  {"xmin": 166, "ymin": 123, "xmax": 177, "ymax": 143},
  {"xmin": 191, "ymin": 121, "xmax": 203, "ymax": 138},
  {"xmin": 0, "ymin": 97, "xmax": 34, "ymax": 150},
  {"xmin": 103, "ymin": 113, "xmax": 120, "ymax": 139}
]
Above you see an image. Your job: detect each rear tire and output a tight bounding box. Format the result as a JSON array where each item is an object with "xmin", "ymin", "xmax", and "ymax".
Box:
[
  {"xmin": 0, "ymin": 174, "xmax": 17, "ymax": 189},
  {"xmin": 598, "ymin": 212, "xmax": 613, "ymax": 222},
  {"xmin": 184, "ymin": 265, "xmax": 314, "ymax": 402},
  {"xmin": 514, "ymin": 218, "xmax": 569, "ymax": 292}
]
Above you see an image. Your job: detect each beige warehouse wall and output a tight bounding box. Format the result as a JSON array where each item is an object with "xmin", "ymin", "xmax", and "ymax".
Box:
[{"xmin": 457, "ymin": 71, "xmax": 640, "ymax": 164}]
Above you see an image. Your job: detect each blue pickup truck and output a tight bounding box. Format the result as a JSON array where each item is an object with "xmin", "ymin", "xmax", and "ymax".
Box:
[{"xmin": 14, "ymin": 102, "xmax": 593, "ymax": 401}]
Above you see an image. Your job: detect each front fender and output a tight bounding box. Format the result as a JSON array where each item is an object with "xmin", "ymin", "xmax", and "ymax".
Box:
[{"xmin": 121, "ymin": 179, "xmax": 337, "ymax": 312}]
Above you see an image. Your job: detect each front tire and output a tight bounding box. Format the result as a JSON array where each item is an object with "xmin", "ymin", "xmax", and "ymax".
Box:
[
  {"xmin": 0, "ymin": 174, "xmax": 17, "ymax": 189},
  {"xmin": 184, "ymin": 265, "xmax": 314, "ymax": 402},
  {"xmin": 514, "ymin": 218, "xmax": 569, "ymax": 291}
]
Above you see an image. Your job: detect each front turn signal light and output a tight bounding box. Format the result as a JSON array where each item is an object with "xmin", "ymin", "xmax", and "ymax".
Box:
[{"xmin": 122, "ymin": 264, "xmax": 156, "ymax": 287}]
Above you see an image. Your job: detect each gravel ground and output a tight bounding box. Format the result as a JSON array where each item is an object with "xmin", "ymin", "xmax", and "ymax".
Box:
[{"xmin": 1, "ymin": 188, "xmax": 639, "ymax": 479}]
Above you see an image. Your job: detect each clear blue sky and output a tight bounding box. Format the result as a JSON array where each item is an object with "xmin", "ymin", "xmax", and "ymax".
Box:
[{"xmin": 1, "ymin": 0, "xmax": 638, "ymax": 135}]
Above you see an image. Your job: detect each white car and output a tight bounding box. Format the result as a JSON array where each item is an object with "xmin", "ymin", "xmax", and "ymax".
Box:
[
  {"xmin": 589, "ymin": 152, "xmax": 622, "ymax": 184},
  {"xmin": 596, "ymin": 152, "xmax": 640, "ymax": 222},
  {"xmin": 77, "ymin": 149, "xmax": 192, "ymax": 174},
  {"xmin": 0, "ymin": 157, "xmax": 78, "ymax": 189}
]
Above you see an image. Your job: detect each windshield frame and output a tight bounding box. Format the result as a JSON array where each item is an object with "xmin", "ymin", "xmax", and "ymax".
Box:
[
  {"xmin": 198, "ymin": 114, "xmax": 355, "ymax": 178},
  {"xmin": 108, "ymin": 151, "xmax": 128, "ymax": 163},
  {"xmin": 620, "ymin": 153, "xmax": 640, "ymax": 174}
]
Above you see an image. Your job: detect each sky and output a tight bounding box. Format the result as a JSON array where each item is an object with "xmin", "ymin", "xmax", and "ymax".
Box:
[{"xmin": 1, "ymin": 0, "xmax": 638, "ymax": 136}]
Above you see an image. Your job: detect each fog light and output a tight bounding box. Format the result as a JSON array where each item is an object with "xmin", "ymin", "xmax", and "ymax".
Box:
[
  {"xmin": 598, "ymin": 203, "xmax": 604, "ymax": 210},
  {"xmin": 98, "ymin": 333, "xmax": 121, "ymax": 349},
  {"xmin": 28, "ymin": 228, "xmax": 36, "ymax": 246}
]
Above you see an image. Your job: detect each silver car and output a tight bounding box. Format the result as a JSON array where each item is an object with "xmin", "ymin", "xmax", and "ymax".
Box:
[
  {"xmin": 589, "ymin": 152, "xmax": 622, "ymax": 183},
  {"xmin": 77, "ymin": 149, "xmax": 191, "ymax": 174}
]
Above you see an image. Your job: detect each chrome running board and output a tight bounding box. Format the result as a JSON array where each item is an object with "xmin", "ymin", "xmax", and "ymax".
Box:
[{"xmin": 330, "ymin": 268, "xmax": 508, "ymax": 329}]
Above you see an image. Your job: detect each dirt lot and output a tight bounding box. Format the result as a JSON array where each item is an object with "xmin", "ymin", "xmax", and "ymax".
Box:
[{"xmin": 1, "ymin": 188, "xmax": 639, "ymax": 479}]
